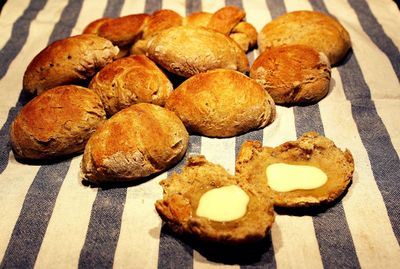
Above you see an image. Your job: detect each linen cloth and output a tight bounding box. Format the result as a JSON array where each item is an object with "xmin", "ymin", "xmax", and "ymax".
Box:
[{"xmin": 0, "ymin": 0, "xmax": 399, "ymax": 268}]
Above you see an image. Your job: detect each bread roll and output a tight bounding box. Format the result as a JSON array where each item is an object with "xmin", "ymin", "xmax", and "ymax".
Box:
[
  {"xmin": 184, "ymin": 11, "xmax": 212, "ymax": 27},
  {"xmin": 89, "ymin": 55, "xmax": 173, "ymax": 116},
  {"xmin": 23, "ymin": 34, "xmax": 119, "ymax": 95},
  {"xmin": 258, "ymin": 10, "xmax": 351, "ymax": 65},
  {"xmin": 165, "ymin": 69, "xmax": 275, "ymax": 137},
  {"xmin": 146, "ymin": 26, "xmax": 249, "ymax": 77},
  {"xmin": 155, "ymin": 155, "xmax": 275, "ymax": 244},
  {"xmin": 236, "ymin": 132, "xmax": 354, "ymax": 207},
  {"xmin": 131, "ymin": 9, "xmax": 183, "ymax": 55},
  {"xmin": 250, "ymin": 44, "xmax": 331, "ymax": 105},
  {"xmin": 206, "ymin": 6, "xmax": 245, "ymax": 35},
  {"xmin": 80, "ymin": 103, "xmax": 189, "ymax": 184},
  {"xmin": 10, "ymin": 85, "xmax": 106, "ymax": 160}
]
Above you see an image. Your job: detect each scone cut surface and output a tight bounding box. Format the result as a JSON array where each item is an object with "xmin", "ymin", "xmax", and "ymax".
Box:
[
  {"xmin": 155, "ymin": 155, "xmax": 275, "ymax": 244},
  {"xmin": 165, "ymin": 69, "xmax": 276, "ymax": 137},
  {"xmin": 80, "ymin": 103, "xmax": 189, "ymax": 184},
  {"xmin": 236, "ymin": 132, "xmax": 354, "ymax": 207}
]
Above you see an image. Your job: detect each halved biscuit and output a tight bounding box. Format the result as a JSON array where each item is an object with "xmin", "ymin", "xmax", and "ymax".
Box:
[
  {"xmin": 155, "ymin": 155, "xmax": 275, "ymax": 244},
  {"xmin": 236, "ymin": 132, "xmax": 354, "ymax": 207}
]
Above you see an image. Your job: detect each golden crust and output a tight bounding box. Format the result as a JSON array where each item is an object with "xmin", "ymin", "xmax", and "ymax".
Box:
[
  {"xmin": 80, "ymin": 103, "xmax": 189, "ymax": 184},
  {"xmin": 10, "ymin": 85, "xmax": 106, "ymax": 160},
  {"xmin": 23, "ymin": 34, "xmax": 119, "ymax": 95},
  {"xmin": 258, "ymin": 10, "xmax": 351, "ymax": 65},
  {"xmin": 207, "ymin": 6, "xmax": 246, "ymax": 35},
  {"xmin": 250, "ymin": 44, "xmax": 331, "ymax": 105},
  {"xmin": 184, "ymin": 11, "xmax": 212, "ymax": 27},
  {"xmin": 146, "ymin": 26, "xmax": 249, "ymax": 77},
  {"xmin": 96, "ymin": 14, "xmax": 150, "ymax": 47},
  {"xmin": 82, "ymin": 18, "xmax": 113, "ymax": 35},
  {"xmin": 165, "ymin": 69, "xmax": 275, "ymax": 137},
  {"xmin": 155, "ymin": 155, "xmax": 275, "ymax": 244},
  {"xmin": 89, "ymin": 55, "xmax": 173, "ymax": 116},
  {"xmin": 235, "ymin": 132, "xmax": 354, "ymax": 207}
]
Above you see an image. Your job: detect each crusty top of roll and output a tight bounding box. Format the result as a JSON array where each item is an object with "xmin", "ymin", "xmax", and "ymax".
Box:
[
  {"xmin": 250, "ymin": 44, "xmax": 331, "ymax": 105},
  {"xmin": 258, "ymin": 10, "xmax": 351, "ymax": 65},
  {"xmin": 10, "ymin": 85, "xmax": 106, "ymax": 160},
  {"xmin": 89, "ymin": 55, "xmax": 173, "ymax": 116},
  {"xmin": 23, "ymin": 34, "xmax": 119, "ymax": 95},
  {"xmin": 165, "ymin": 69, "xmax": 275, "ymax": 137},
  {"xmin": 146, "ymin": 26, "xmax": 249, "ymax": 77},
  {"xmin": 80, "ymin": 103, "xmax": 189, "ymax": 183}
]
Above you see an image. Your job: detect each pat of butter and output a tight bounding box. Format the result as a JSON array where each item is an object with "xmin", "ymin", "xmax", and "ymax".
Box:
[
  {"xmin": 196, "ymin": 185, "xmax": 249, "ymax": 222},
  {"xmin": 266, "ymin": 163, "xmax": 328, "ymax": 192}
]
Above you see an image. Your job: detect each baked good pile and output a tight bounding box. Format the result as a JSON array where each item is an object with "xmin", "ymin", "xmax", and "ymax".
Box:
[{"xmin": 10, "ymin": 6, "xmax": 354, "ymax": 247}]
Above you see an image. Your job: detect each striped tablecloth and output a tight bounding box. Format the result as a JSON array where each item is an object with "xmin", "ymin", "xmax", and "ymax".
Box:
[{"xmin": 0, "ymin": 0, "xmax": 399, "ymax": 268}]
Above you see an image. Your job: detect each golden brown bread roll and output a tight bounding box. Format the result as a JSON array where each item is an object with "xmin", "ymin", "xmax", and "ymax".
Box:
[
  {"xmin": 131, "ymin": 9, "xmax": 183, "ymax": 55},
  {"xmin": 10, "ymin": 85, "xmax": 106, "ymax": 160},
  {"xmin": 165, "ymin": 69, "xmax": 275, "ymax": 137},
  {"xmin": 250, "ymin": 44, "xmax": 331, "ymax": 105},
  {"xmin": 206, "ymin": 6, "xmax": 246, "ymax": 35},
  {"xmin": 230, "ymin": 21, "xmax": 258, "ymax": 52},
  {"xmin": 82, "ymin": 18, "xmax": 113, "ymax": 35},
  {"xmin": 80, "ymin": 103, "xmax": 189, "ymax": 184},
  {"xmin": 155, "ymin": 155, "xmax": 275, "ymax": 244},
  {"xmin": 235, "ymin": 132, "xmax": 354, "ymax": 207},
  {"xmin": 184, "ymin": 11, "xmax": 212, "ymax": 27},
  {"xmin": 146, "ymin": 26, "xmax": 249, "ymax": 77},
  {"xmin": 23, "ymin": 34, "xmax": 119, "ymax": 95},
  {"xmin": 89, "ymin": 55, "xmax": 173, "ymax": 116},
  {"xmin": 258, "ymin": 10, "xmax": 351, "ymax": 65}
]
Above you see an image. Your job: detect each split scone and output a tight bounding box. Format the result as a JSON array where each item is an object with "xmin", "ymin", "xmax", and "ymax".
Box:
[
  {"xmin": 155, "ymin": 155, "xmax": 275, "ymax": 244},
  {"xmin": 165, "ymin": 69, "xmax": 275, "ymax": 137},
  {"xmin": 250, "ymin": 44, "xmax": 331, "ymax": 106},
  {"xmin": 80, "ymin": 103, "xmax": 189, "ymax": 184},
  {"xmin": 10, "ymin": 85, "xmax": 106, "ymax": 160},
  {"xmin": 89, "ymin": 55, "xmax": 173, "ymax": 116},
  {"xmin": 145, "ymin": 26, "xmax": 249, "ymax": 77},
  {"xmin": 258, "ymin": 10, "xmax": 351, "ymax": 65},
  {"xmin": 235, "ymin": 132, "xmax": 354, "ymax": 207}
]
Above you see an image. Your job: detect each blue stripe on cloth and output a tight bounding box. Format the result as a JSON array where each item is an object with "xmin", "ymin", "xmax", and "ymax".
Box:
[
  {"xmin": 186, "ymin": 0, "xmax": 202, "ymax": 15},
  {"xmin": 157, "ymin": 135, "xmax": 201, "ymax": 269},
  {"xmin": 311, "ymin": 0, "xmax": 400, "ymax": 244},
  {"xmin": 0, "ymin": 0, "xmax": 47, "ymax": 79},
  {"xmin": 294, "ymin": 105, "xmax": 361, "ymax": 269},
  {"xmin": 103, "ymin": 0, "xmax": 125, "ymax": 18},
  {"xmin": 47, "ymin": 0, "xmax": 84, "ymax": 43},
  {"xmin": 236, "ymin": 130, "xmax": 277, "ymax": 269},
  {"xmin": 225, "ymin": 0, "xmax": 243, "ymax": 7},
  {"xmin": 264, "ymin": 0, "xmax": 361, "ymax": 268},
  {"xmin": 78, "ymin": 187, "xmax": 127, "ymax": 268},
  {"xmin": 0, "ymin": 0, "xmax": 86, "ymax": 266},
  {"xmin": 0, "ymin": 159, "xmax": 71, "ymax": 268},
  {"xmin": 0, "ymin": 91, "xmax": 32, "ymax": 174},
  {"xmin": 144, "ymin": 0, "xmax": 162, "ymax": 14},
  {"xmin": 348, "ymin": 0, "xmax": 400, "ymax": 80},
  {"xmin": 75, "ymin": 1, "xmax": 127, "ymax": 267}
]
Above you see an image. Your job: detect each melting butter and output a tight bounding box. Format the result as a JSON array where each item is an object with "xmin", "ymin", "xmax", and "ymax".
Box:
[
  {"xmin": 196, "ymin": 185, "xmax": 249, "ymax": 222},
  {"xmin": 266, "ymin": 163, "xmax": 328, "ymax": 192}
]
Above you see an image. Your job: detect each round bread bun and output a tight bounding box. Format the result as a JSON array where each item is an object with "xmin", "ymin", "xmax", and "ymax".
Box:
[
  {"xmin": 235, "ymin": 132, "xmax": 354, "ymax": 207},
  {"xmin": 258, "ymin": 10, "xmax": 351, "ymax": 65},
  {"xmin": 80, "ymin": 103, "xmax": 189, "ymax": 184},
  {"xmin": 250, "ymin": 44, "xmax": 331, "ymax": 105},
  {"xmin": 89, "ymin": 55, "xmax": 173, "ymax": 116},
  {"xmin": 23, "ymin": 34, "xmax": 119, "ymax": 95},
  {"xmin": 10, "ymin": 85, "xmax": 106, "ymax": 160},
  {"xmin": 165, "ymin": 69, "xmax": 275, "ymax": 137},
  {"xmin": 155, "ymin": 155, "xmax": 275, "ymax": 244},
  {"xmin": 145, "ymin": 26, "xmax": 249, "ymax": 77}
]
